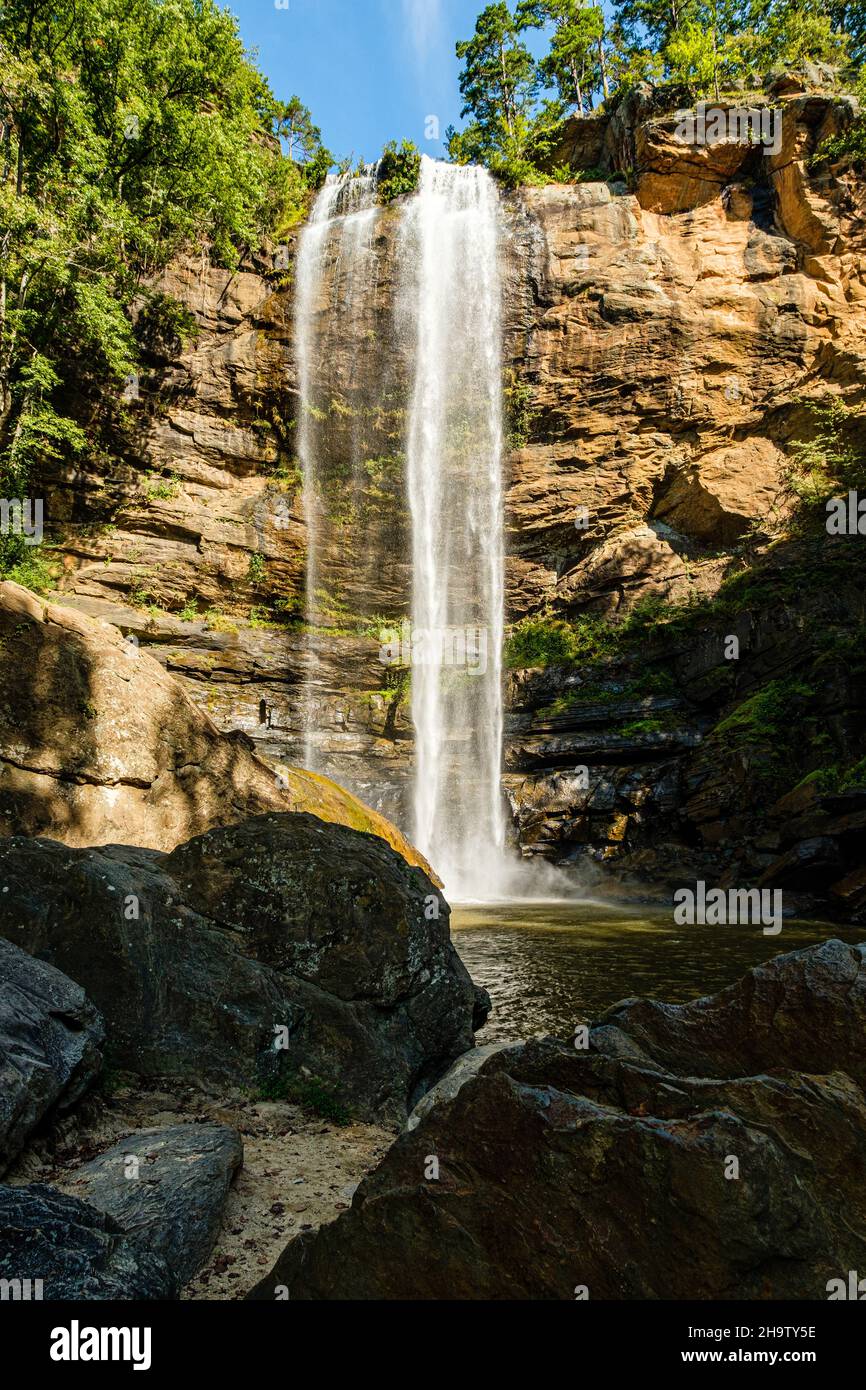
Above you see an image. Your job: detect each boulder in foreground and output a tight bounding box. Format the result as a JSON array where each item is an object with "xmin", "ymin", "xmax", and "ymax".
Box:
[
  {"xmin": 63, "ymin": 1124, "xmax": 242, "ymax": 1288},
  {"xmin": 0, "ymin": 938, "xmax": 104, "ymax": 1175},
  {"xmin": 0, "ymin": 1184, "xmax": 174, "ymax": 1300},
  {"xmin": 0, "ymin": 814, "xmax": 485, "ymax": 1122},
  {"xmin": 249, "ymin": 940, "xmax": 866, "ymax": 1299}
]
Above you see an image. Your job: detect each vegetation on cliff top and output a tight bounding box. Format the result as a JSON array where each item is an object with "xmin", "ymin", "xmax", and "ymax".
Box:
[
  {"xmin": 376, "ymin": 140, "xmax": 423, "ymax": 203},
  {"xmin": 0, "ymin": 0, "xmax": 331, "ymax": 584},
  {"xmin": 448, "ymin": 1, "xmax": 864, "ymax": 185}
]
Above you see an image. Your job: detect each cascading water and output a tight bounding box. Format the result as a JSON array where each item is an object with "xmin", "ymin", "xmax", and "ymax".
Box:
[
  {"xmin": 295, "ymin": 157, "xmax": 558, "ymax": 901},
  {"xmin": 294, "ymin": 167, "xmax": 381, "ymax": 769},
  {"xmin": 399, "ymin": 157, "xmax": 507, "ymax": 900}
]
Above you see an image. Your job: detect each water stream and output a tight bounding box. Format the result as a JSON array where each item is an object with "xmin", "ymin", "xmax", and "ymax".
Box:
[
  {"xmin": 297, "ymin": 157, "xmax": 515, "ymax": 899},
  {"xmin": 295, "ymin": 166, "xmax": 382, "ymax": 769},
  {"xmin": 399, "ymin": 157, "xmax": 507, "ymax": 900}
]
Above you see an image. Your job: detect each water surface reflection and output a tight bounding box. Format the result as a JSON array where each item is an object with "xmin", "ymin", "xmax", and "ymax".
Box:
[{"xmin": 451, "ymin": 901, "xmax": 864, "ymax": 1042}]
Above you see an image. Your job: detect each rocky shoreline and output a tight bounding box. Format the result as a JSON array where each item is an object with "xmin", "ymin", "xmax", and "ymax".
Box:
[
  {"xmin": 4, "ymin": 905, "xmax": 864, "ymax": 1299},
  {"xmin": 249, "ymin": 938, "xmax": 866, "ymax": 1301}
]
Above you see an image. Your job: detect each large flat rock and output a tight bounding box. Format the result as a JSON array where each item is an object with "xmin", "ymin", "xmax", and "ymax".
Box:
[{"xmin": 63, "ymin": 1125, "xmax": 243, "ymax": 1287}]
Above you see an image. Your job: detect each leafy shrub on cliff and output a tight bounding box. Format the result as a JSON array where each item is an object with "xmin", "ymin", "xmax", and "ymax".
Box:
[
  {"xmin": 799, "ymin": 757, "xmax": 866, "ymax": 794},
  {"xmin": 712, "ymin": 678, "xmax": 817, "ymax": 789},
  {"xmin": 504, "ymin": 371, "xmax": 539, "ymax": 448},
  {"xmin": 784, "ymin": 399, "xmax": 866, "ymax": 525},
  {"xmin": 504, "ymin": 616, "xmax": 585, "ymax": 667},
  {"xmin": 377, "ymin": 141, "xmax": 422, "ymax": 203},
  {"xmin": 0, "ymin": 544, "xmax": 56, "ymax": 595},
  {"xmin": 134, "ymin": 295, "xmax": 200, "ymax": 363},
  {"xmin": 504, "ymin": 596, "xmax": 703, "ymax": 668},
  {"xmin": 715, "ymin": 679, "xmax": 815, "ymax": 743},
  {"xmin": 812, "ymin": 68, "xmax": 866, "ymax": 168}
]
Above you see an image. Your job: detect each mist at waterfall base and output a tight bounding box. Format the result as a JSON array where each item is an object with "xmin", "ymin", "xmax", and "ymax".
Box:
[{"xmin": 295, "ymin": 155, "xmax": 576, "ymax": 906}]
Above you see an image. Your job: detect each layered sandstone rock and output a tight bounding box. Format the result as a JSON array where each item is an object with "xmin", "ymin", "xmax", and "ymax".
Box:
[
  {"xmin": 0, "ymin": 580, "xmax": 427, "ymax": 871},
  {"xmin": 500, "ymin": 95, "xmax": 865, "ymax": 618}
]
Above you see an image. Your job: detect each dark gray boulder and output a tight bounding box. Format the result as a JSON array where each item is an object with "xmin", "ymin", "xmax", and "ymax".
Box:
[
  {"xmin": 249, "ymin": 939, "xmax": 866, "ymax": 1301},
  {"xmin": 590, "ymin": 938, "xmax": 866, "ymax": 1085},
  {"xmin": 0, "ymin": 814, "xmax": 484, "ymax": 1122},
  {"xmin": 0, "ymin": 938, "xmax": 104, "ymax": 1174},
  {"xmin": 63, "ymin": 1125, "xmax": 242, "ymax": 1287},
  {"xmin": 0, "ymin": 1184, "xmax": 174, "ymax": 1300}
]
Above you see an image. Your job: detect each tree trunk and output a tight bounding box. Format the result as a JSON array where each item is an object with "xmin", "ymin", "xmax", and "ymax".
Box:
[
  {"xmin": 570, "ymin": 59, "xmax": 584, "ymax": 117},
  {"xmin": 598, "ymin": 36, "xmax": 610, "ymax": 101},
  {"xmin": 500, "ymin": 42, "xmax": 514, "ymax": 136}
]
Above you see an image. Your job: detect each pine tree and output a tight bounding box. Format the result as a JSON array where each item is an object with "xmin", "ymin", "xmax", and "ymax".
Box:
[
  {"xmin": 448, "ymin": 3, "xmax": 540, "ymax": 166},
  {"xmin": 518, "ymin": 1, "xmax": 609, "ymax": 113}
]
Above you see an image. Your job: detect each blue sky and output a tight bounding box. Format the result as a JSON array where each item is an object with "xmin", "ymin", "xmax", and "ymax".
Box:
[{"xmin": 227, "ymin": 0, "xmax": 544, "ymax": 162}]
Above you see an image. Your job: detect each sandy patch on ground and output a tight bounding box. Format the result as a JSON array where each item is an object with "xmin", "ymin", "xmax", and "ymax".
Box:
[{"xmin": 6, "ymin": 1082, "xmax": 394, "ymax": 1300}]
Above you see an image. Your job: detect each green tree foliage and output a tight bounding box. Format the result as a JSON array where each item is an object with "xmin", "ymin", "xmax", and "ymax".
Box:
[
  {"xmin": 620, "ymin": 0, "xmax": 851, "ymax": 89},
  {"xmin": 0, "ymin": 0, "xmax": 330, "ymax": 572},
  {"xmin": 759, "ymin": 0, "xmax": 850, "ymax": 68},
  {"xmin": 451, "ymin": 0, "xmax": 863, "ymax": 182},
  {"xmin": 827, "ymin": 1, "xmax": 866, "ymax": 64},
  {"xmin": 518, "ymin": 1, "xmax": 609, "ymax": 113},
  {"xmin": 615, "ymin": 0, "xmax": 701, "ymax": 50},
  {"xmin": 447, "ymin": 2, "xmax": 542, "ymax": 176},
  {"xmin": 377, "ymin": 140, "xmax": 422, "ymax": 203}
]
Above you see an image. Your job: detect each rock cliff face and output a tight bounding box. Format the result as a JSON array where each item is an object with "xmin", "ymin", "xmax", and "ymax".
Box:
[
  {"xmin": 500, "ymin": 90, "xmax": 865, "ymax": 616},
  {"xmin": 35, "ymin": 90, "xmax": 866, "ymax": 905},
  {"xmin": 0, "ymin": 580, "xmax": 429, "ymax": 872}
]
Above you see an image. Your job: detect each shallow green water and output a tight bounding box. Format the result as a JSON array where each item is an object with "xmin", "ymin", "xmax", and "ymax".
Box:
[{"xmin": 451, "ymin": 900, "xmax": 864, "ymax": 1043}]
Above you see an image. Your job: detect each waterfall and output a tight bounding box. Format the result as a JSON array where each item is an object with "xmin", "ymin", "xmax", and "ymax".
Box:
[
  {"xmin": 400, "ymin": 157, "xmax": 506, "ymax": 900},
  {"xmin": 295, "ymin": 156, "xmax": 515, "ymax": 901},
  {"xmin": 294, "ymin": 167, "xmax": 381, "ymax": 769}
]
